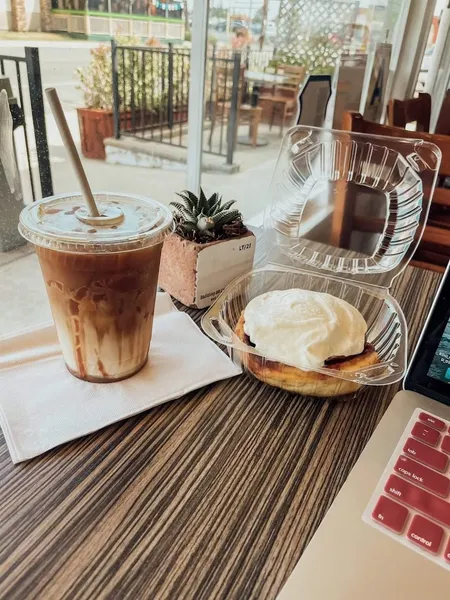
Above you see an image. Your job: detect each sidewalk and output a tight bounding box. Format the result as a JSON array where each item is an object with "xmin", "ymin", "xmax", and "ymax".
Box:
[
  {"xmin": 18, "ymin": 106, "xmax": 278, "ymax": 221},
  {"xmin": 0, "ymin": 32, "xmax": 97, "ymax": 48}
]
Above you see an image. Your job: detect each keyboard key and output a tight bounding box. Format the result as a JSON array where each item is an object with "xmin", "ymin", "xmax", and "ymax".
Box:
[
  {"xmin": 445, "ymin": 538, "xmax": 450, "ymax": 563},
  {"xmin": 407, "ymin": 514, "xmax": 444, "ymax": 554},
  {"xmin": 411, "ymin": 422, "xmax": 441, "ymax": 446},
  {"xmin": 419, "ymin": 412, "xmax": 446, "ymax": 432},
  {"xmin": 442, "ymin": 436, "xmax": 450, "ymax": 455},
  {"xmin": 403, "ymin": 438, "xmax": 449, "ymax": 473},
  {"xmin": 372, "ymin": 496, "xmax": 409, "ymax": 533},
  {"xmin": 384, "ymin": 474, "xmax": 450, "ymax": 526},
  {"xmin": 394, "ymin": 455, "xmax": 450, "ymax": 498}
]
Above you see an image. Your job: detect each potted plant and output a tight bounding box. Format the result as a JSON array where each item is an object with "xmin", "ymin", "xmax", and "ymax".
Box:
[
  {"xmin": 75, "ymin": 43, "xmax": 116, "ymax": 160},
  {"xmin": 159, "ymin": 189, "xmax": 256, "ymax": 309}
]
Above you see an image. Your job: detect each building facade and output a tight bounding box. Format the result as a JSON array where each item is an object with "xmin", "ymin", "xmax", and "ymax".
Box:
[{"xmin": 1, "ymin": 0, "xmax": 184, "ymax": 40}]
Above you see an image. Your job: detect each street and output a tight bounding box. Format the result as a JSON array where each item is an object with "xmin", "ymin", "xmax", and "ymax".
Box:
[{"xmin": 0, "ymin": 44, "xmax": 92, "ymax": 111}]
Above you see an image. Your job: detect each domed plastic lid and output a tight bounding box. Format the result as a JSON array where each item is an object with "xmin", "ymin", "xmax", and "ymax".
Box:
[
  {"xmin": 19, "ymin": 192, "xmax": 173, "ymax": 253},
  {"xmin": 264, "ymin": 126, "xmax": 441, "ymax": 289}
]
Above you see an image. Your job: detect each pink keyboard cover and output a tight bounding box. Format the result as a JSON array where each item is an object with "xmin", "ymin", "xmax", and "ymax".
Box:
[{"xmin": 363, "ymin": 408, "xmax": 450, "ymax": 570}]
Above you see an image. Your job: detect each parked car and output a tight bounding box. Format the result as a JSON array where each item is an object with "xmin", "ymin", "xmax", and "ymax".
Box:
[{"xmin": 231, "ymin": 19, "xmax": 248, "ymax": 32}]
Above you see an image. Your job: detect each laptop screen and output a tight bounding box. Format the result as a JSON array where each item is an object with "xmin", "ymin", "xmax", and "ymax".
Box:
[
  {"xmin": 405, "ymin": 263, "xmax": 450, "ymax": 406},
  {"xmin": 427, "ymin": 317, "xmax": 450, "ymax": 384}
]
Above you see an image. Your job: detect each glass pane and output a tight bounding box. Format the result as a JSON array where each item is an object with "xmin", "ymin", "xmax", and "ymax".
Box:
[{"xmin": 199, "ymin": 0, "xmax": 411, "ymax": 230}]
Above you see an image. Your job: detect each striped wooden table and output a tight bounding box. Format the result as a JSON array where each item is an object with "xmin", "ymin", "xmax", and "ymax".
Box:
[{"xmin": 0, "ymin": 266, "xmax": 441, "ymax": 600}]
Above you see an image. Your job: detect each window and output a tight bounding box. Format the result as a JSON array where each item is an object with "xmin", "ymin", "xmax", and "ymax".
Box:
[
  {"xmin": 88, "ymin": 0, "xmax": 110, "ymax": 12},
  {"xmin": 52, "ymin": 0, "xmax": 87, "ymax": 9}
]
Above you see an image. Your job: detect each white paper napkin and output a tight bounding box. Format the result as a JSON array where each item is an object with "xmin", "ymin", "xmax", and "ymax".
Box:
[{"xmin": 0, "ymin": 293, "xmax": 241, "ymax": 463}]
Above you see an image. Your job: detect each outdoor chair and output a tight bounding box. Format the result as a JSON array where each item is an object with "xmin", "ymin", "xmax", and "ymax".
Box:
[
  {"xmin": 210, "ymin": 64, "xmax": 262, "ymax": 148},
  {"xmin": 259, "ymin": 64, "xmax": 306, "ymax": 136}
]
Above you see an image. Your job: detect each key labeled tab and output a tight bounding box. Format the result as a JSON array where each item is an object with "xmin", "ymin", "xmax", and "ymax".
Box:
[
  {"xmin": 411, "ymin": 422, "xmax": 441, "ymax": 447},
  {"xmin": 403, "ymin": 438, "xmax": 449, "ymax": 473},
  {"xmin": 394, "ymin": 455, "xmax": 450, "ymax": 498},
  {"xmin": 407, "ymin": 514, "xmax": 444, "ymax": 554},
  {"xmin": 384, "ymin": 474, "xmax": 450, "ymax": 526},
  {"xmin": 418, "ymin": 412, "xmax": 446, "ymax": 432},
  {"xmin": 372, "ymin": 496, "xmax": 409, "ymax": 533}
]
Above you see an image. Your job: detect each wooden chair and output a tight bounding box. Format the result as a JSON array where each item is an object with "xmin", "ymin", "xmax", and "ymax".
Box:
[
  {"xmin": 259, "ymin": 64, "xmax": 306, "ymax": 135},
  {"xmin": 387, "ymin": 93, "xmax": 431, "ymax": 132},
  {"xmin": 278, "ymin": 64, "xmax": 307, "ymax": 88},
  {"xmin": 333, "ymin": 111, "xmax": 450, "ymax": 273},
  {"xmin": 211, "ymin": 65, "xmax": 262, "ymax": 148}
]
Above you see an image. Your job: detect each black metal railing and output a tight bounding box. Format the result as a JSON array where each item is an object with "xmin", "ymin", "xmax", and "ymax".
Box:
[
  {"xmin": 0, "ymin": 47, "xmax": 53, "ymax": 200},
  {"xmin": 112, "ymin": 41, "xmax": 245, "ymax": 165},
  {"xmin": 112, "ymin": 42, "xmax": 190, "ymax": 145}
]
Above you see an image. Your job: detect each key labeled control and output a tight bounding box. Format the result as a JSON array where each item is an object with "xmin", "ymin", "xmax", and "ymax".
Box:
[{"xmin": 407, "ymin": 514, "xmax": 444, "ymax": 554}]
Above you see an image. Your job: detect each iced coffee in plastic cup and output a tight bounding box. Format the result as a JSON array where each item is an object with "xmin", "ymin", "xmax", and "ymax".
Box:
[{"xmin": 19, "ymin": 192, "xmax": 173, "ymax": 383}]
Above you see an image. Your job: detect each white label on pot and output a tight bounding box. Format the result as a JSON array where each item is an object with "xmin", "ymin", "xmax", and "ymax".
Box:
[{"xmin": 195, "ymin": 234, "xmax": 256, "ymax": 309}]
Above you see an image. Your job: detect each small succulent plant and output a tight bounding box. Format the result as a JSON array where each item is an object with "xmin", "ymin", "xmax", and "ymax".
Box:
[{"xmin": 171, "ymin": 188, "xmax": 247, "ymax": 243}]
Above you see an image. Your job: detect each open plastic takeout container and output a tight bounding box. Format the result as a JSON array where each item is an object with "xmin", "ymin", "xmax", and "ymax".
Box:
[{"xmin": 202, "ymin": 126, "xmax": 441, "ymax": 399}]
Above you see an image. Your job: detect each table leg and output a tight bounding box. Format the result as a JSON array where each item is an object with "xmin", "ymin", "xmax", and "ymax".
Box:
[
  {"xmin": 251, "ymin": 84, "xmax": 260, "ymax": 108},
  {"xmin": 238, "ymin": 106, "xmax": 265, "ymax": 147}
]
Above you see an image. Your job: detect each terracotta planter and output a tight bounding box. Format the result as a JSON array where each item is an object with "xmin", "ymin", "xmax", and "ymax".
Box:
[
  {"xmin": 77, "ymin": 108, "xmax": 151, "ymax": 160},
  {"xmin": 78, "ymin": 107, "xmax": 188, "ymax": 159},
  {"xmin": 77, "ymin": 108, "xmax": 115, "ymax": 160},
  {"xmin": 159, "ymin": 230, "xmax": 256, "ymax": 309}
]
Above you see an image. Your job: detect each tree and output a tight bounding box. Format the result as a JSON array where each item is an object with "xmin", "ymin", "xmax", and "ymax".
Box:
[{"xmin": 259, "ymin": 0, "xmax": 269, "ymax": 50}]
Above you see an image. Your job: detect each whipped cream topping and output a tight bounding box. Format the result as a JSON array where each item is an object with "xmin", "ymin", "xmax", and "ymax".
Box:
[{"xmin": 243, "ymin": 289, "xmax": 367, "ymax": 370}]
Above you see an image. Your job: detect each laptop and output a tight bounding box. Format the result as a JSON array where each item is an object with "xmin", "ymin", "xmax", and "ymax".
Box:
[{"xmin": 278, "ymin": 262, "xmax": 450, "ymax": 600}]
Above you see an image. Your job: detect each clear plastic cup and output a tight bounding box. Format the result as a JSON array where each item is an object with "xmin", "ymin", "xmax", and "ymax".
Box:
[{"xmin": 19, "ymin": 192, "xmax": 173, "ymax": 383}]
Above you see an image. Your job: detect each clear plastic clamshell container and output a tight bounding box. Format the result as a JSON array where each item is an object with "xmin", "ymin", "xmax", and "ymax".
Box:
[{"xmin": 202, "ymin": 126, "xmax": 441, "ymax": 399}]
